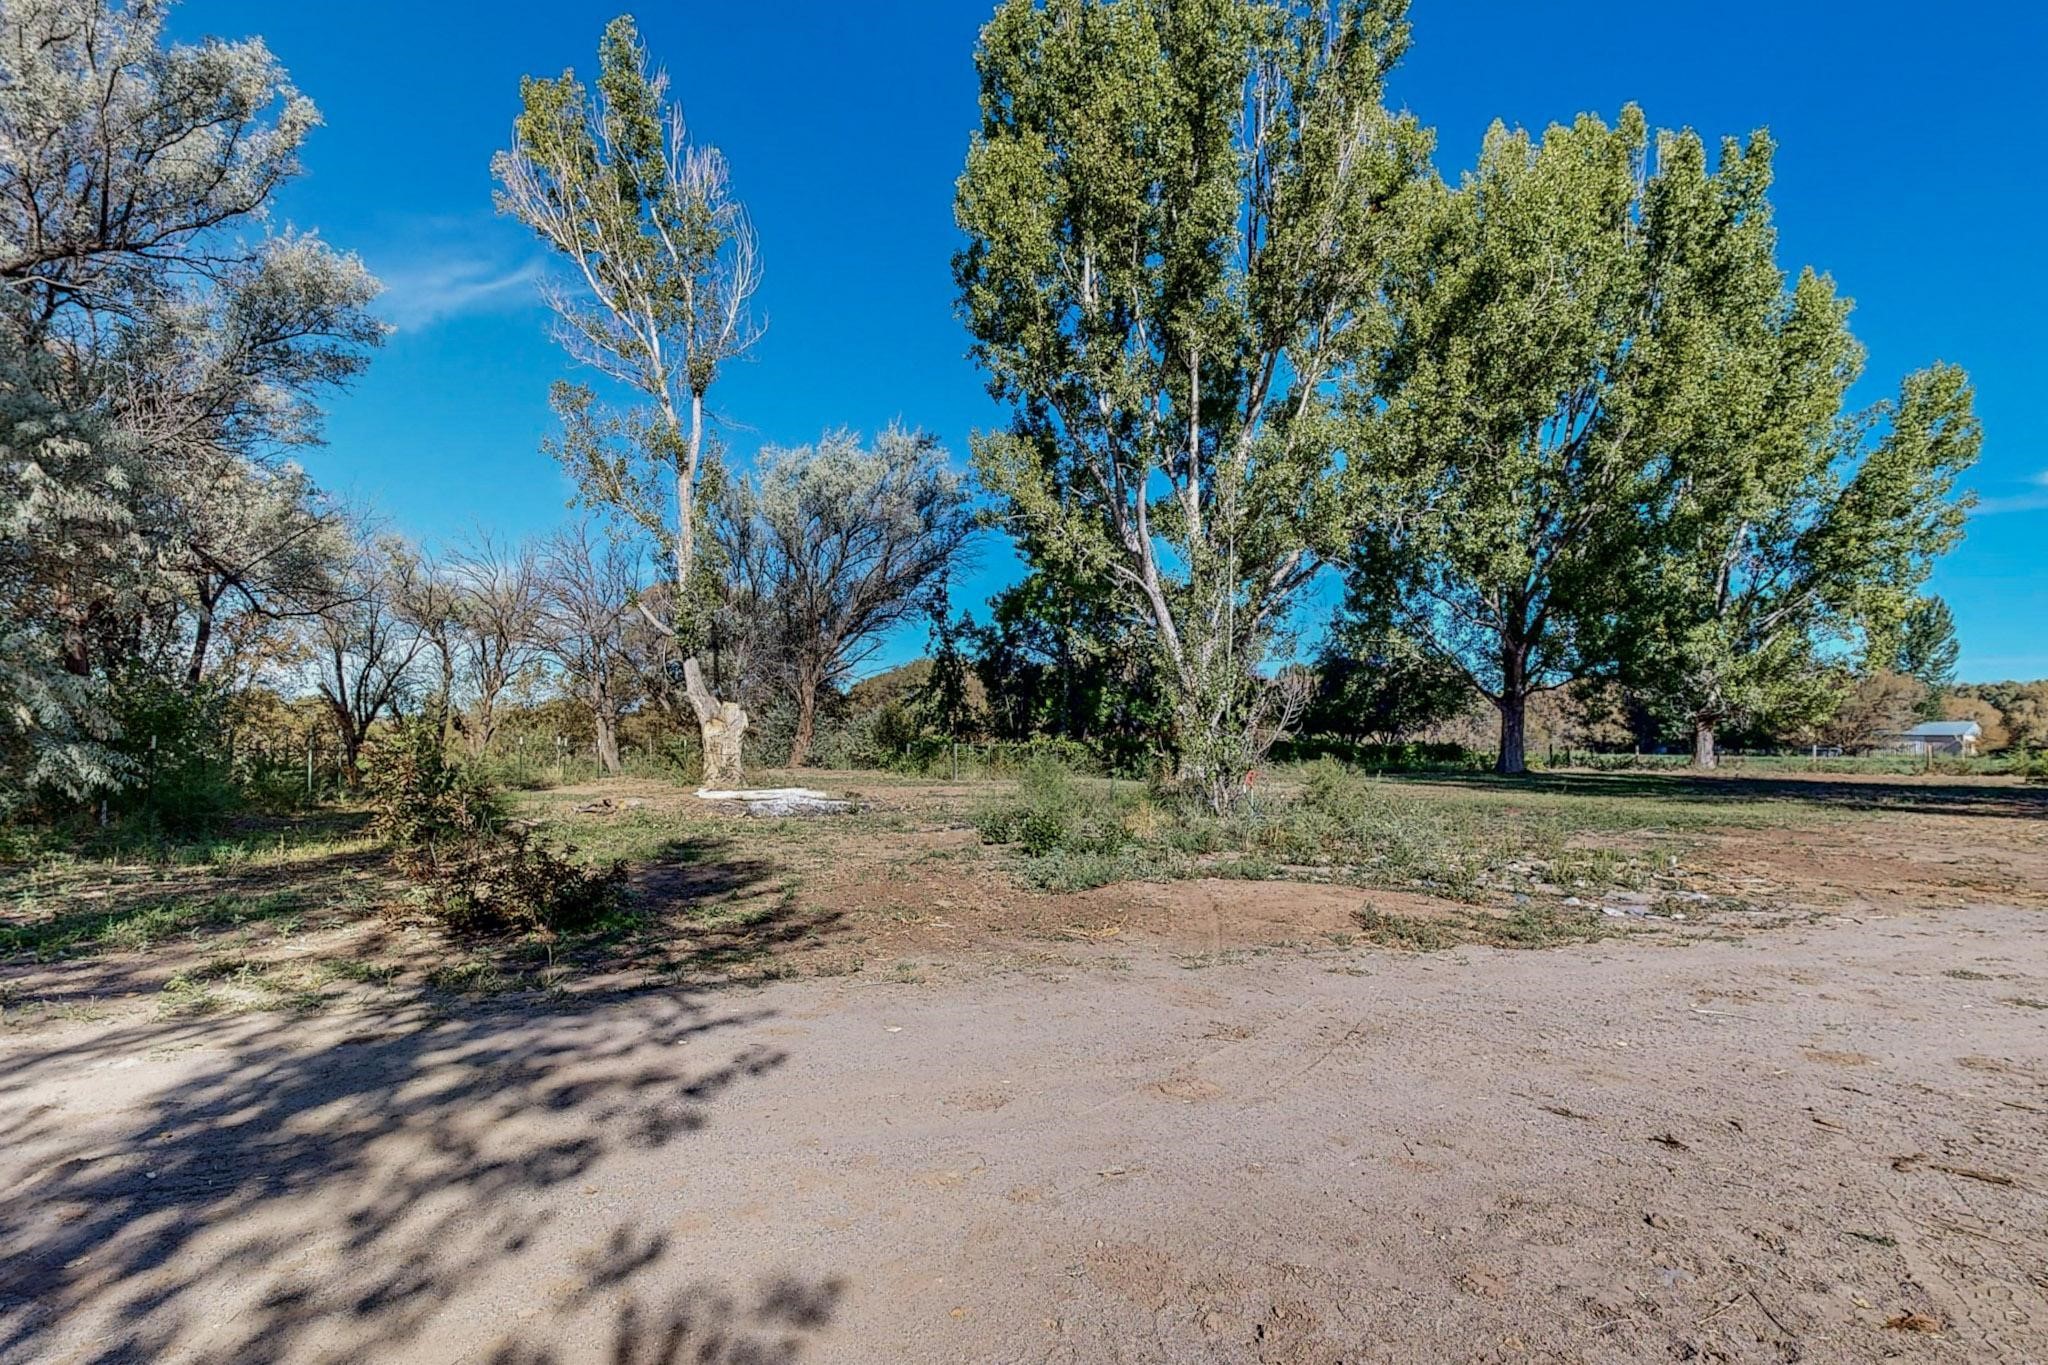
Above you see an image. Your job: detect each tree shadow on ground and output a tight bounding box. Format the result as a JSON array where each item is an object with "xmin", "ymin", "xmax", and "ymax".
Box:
[
  {"xmin": 621, "ymin": 839, "xmax": 846, "ymax": 982},
  {"xmin": 483, "ymin": 1272, "xmax": 846, "ymax": 1365},
  {"xmin": 0, "ymin": 987, "xmax": 838, "ymax": 1362},
  {"xmin": 1391, "ymin": 768, "xmax": 2048, "ymax": 820},
  {"xmin": 2, "ymin": 835, "xmax": 848, "ymax": 1016}
]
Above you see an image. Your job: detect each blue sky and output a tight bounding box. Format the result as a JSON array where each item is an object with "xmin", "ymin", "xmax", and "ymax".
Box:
[{"xmin": 171, "ymin": 0, "xmax": 2047, "ymax": 682}]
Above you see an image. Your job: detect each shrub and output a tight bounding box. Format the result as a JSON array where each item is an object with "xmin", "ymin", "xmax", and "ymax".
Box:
[
  {"xmin": 1018, "ymin": 805, "xmax": 1069, "ymax": 856},
  {"xmin": 362, "ymin": 719, "xmax": 622, "ymax": 933},
  {"xmin": 402, "ymin": 824, "xmax": 623, "ymax": 934},
  {"xmin": 977, "ymin": 759, "xmax": 1131, "ymax": 858},
  {"xmin": 360, "ymin": 719, "xmax": 501, "ymax": 847},
  {"xmin": 104, "ymin": 667, "xmax": 238, "ymax": 832}
]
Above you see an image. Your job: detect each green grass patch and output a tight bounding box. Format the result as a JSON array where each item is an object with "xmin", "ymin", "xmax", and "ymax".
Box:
[
  {"xmin": 974, "ymin": 757, "xmax": 1747, "ymax": 906},
  {"xmin": 157, "ymin": 955, "xmax": 337, "ymax": 1016},
  {"xmin": 425, "ymin": 957, "xmax": 510, "ymax": 994},
  {"xmin": 318, "ymin": 957, "xmax": 401, "ymax": 986}
]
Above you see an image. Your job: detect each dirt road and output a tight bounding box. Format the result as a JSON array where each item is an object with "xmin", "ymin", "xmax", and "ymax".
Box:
[{"xmin": 3, "ymin": 903, "xmax": 2044, "ymax": 1363}]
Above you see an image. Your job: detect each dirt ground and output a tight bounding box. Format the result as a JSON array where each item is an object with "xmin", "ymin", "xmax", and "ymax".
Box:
[{"xmin": 3, "ymin": 772, "xmax": 2045, "ymax": 1362}]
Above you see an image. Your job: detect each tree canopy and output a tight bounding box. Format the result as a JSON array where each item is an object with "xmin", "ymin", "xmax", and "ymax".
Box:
[{"xmin": 957, "ymin": 0, "xmax": 1432, "ymax": 807}]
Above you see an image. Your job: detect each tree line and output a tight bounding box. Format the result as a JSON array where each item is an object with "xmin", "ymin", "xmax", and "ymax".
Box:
[
  {"xmin": 954, "ymin": 0, "xmax": 1979, "ymax": 797},
  {"xmin": 0, "ymin": 0, "xmax": 2000, "ymax": 825}
]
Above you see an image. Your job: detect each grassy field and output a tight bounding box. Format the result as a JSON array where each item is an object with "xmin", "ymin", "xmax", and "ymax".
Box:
[{"xmin": 4, "ymin": 761, "xmax": 2044, "ymax": 1028}]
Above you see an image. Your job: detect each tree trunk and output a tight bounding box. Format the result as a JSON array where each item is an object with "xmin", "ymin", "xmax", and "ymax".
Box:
[
  {"xmin": 1691, "ymin": 719, "xmax": 1718, "ymax": 770},
  {"xmin": 594, "ymin": 712, "xmax": 621, "ymax": 776},
  {"xmin": 682, "ymin": 656, "xmax": 747, "ymax": 788},
  {"xmin": 436, "ymin": 647, "xmax": 456, "ymax": 747},
  {"xmin": 339, "ymin": 726, "xmax": 365, "ymax": 788},
  {"xmin": 1495, "ymin": 644, "xmax": 1529, "ymax": 776},
  {"xmin": 60, "ymin": 618, "xmax": 91, "ymax": 678},
  {"xmin": 186, "ymin": 599, "xmax": 216, "ymax": 686},
  {"xmin": 1496, "ymin": 693, "xmax": 1528, "ymax": 776},
  {"xmin": 1170, "ymin": 687, "xmax": 1241, "ymax": 814},
  {"xmin": 787, "ymin": 684, "xmax": 816, "ymax": 769}
]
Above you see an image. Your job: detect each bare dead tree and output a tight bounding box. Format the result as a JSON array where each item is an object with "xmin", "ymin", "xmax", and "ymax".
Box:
[
  {"xmin": 536, "ymin": 525, "xmax": 643, "ymax": 778},
  {"xmin": 305, "ymin": 537, "xmax": 427, "ymax": 780},
  {"xmin": 390, "ymin": 546, "xmax": 461, "ymax": 744},
  {"xmin": 447, "ymin": 533, "xmax": 544, "ymax": 757}
]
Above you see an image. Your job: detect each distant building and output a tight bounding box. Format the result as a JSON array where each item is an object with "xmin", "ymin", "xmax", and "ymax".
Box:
[{"xmin": 1881, "ymin": 720, "xmax": 1983, "ymax": 757}]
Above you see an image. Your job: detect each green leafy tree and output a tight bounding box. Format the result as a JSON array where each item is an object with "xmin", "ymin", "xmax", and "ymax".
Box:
[
  {"xmin": 1631, "ymin": 345, "xmax": 1978, "ymax": 764},
  {"xmin": 916, "ymin": 603, "xmax": 981, "ymax": 743},
  {"xmin": 1352, "ymin": 108, "xmax": 1688, "ymax": 776},
  {"xmin": 956, "ymin": 0, "xmax": 1431, "ymax": 810},
  {"xmin": 495, "ymin": 16, "xmax": 762, "ymax": 787},
  {"xmin": 1, "ymin": 0, "xmax": 381, "ymax": 807},
  {"xmin": 1572, "ymin": 120, "xmax": 1982, "ymax": 769},
  {"xmin": 1894, "ymin": 596, "xmax": 1961, "ymax": 720},
  {"xmin": 1304, "ymin": 613, "xmax": 1470, "ymax": 749},
  {"xmin": 969, "ymin": 568, "xmax": 1166, "ymax": 767}
]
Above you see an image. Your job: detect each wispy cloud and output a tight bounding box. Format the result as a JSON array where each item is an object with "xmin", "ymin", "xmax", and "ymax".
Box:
[
  {"xmin": 375, "ymin": 255, "xmax": 545, "ymax": 331},
  {"xmin": 1969, "ymin": 469, "xmax": 2048, "ymax": 517}
]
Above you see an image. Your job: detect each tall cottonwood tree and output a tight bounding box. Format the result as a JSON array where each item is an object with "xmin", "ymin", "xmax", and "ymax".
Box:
[
  {"xmin": 1354, "ymin": 110, "xmax": 1776, "ymax": 775},
  {"xmin": 495, "ymin": 16, "xmax": 761, "ymax": 787},
  {"xmin": 1895, "ymin": 596, "xmax": 1961, "ymax": 721},
  {"xmin": 716, "ymin": 427, "xmax": 975, "ymax": 767},
  {"xmin": 1609, "ymin": 139, "xmax": 1979, "ymax": 767},
  {"xmin": 1632, "ymin": 362, "xmax": 1978, "ymax": 767},
  {"xmin": 956, "ymin": 0, "xmax": 1431, "ymax": 809}
]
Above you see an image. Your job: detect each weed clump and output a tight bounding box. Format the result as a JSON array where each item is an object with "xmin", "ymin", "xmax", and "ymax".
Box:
[
  {"xmin": 362, "ymin": 720, "xmax": 623, "ymax": 933},
  {"xmin": 977, "ymin": 760, "xmax": 1131, "ymax": 858},
  {"xmin": 977, "ymin": 755, "xmax": 1682, "ymax": 906},
  {"xmin": 976, "ymin": 761, "xmax": 1154, "ymax": 890}
]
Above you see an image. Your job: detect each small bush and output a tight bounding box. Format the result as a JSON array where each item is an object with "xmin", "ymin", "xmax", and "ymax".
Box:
[
  {"xmin": 977, "ymin": 759, "xmax": 1131, "ymax": 858},
  {"xmin": 363, "ymin": 719, "xmax": 623, "ymax": 933},
  {"xmin": 1021, "ymin": 847, "xmax": 1153, "ymax": 892},
  {"xmin": 1017, "ymin": 805, "xmax": 1068, "ymax": 856},
  {"xmin": 361, "ymin": 720, "xmax": 502, "ymax": 847},
  {"xmin": 401, "ymin": 824, "xmax": 623, "ymax": 934}
]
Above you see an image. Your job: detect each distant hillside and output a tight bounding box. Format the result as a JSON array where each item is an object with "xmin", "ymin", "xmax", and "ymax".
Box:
[{"xmin": 846, "ymin": 659, "xmax": 987, "ymax": 714}]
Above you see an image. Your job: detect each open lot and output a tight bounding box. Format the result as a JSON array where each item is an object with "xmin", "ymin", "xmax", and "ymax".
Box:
[{"xmin": 3, "ymin": 770, "xmax": 2045, "ymax": 1362}]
